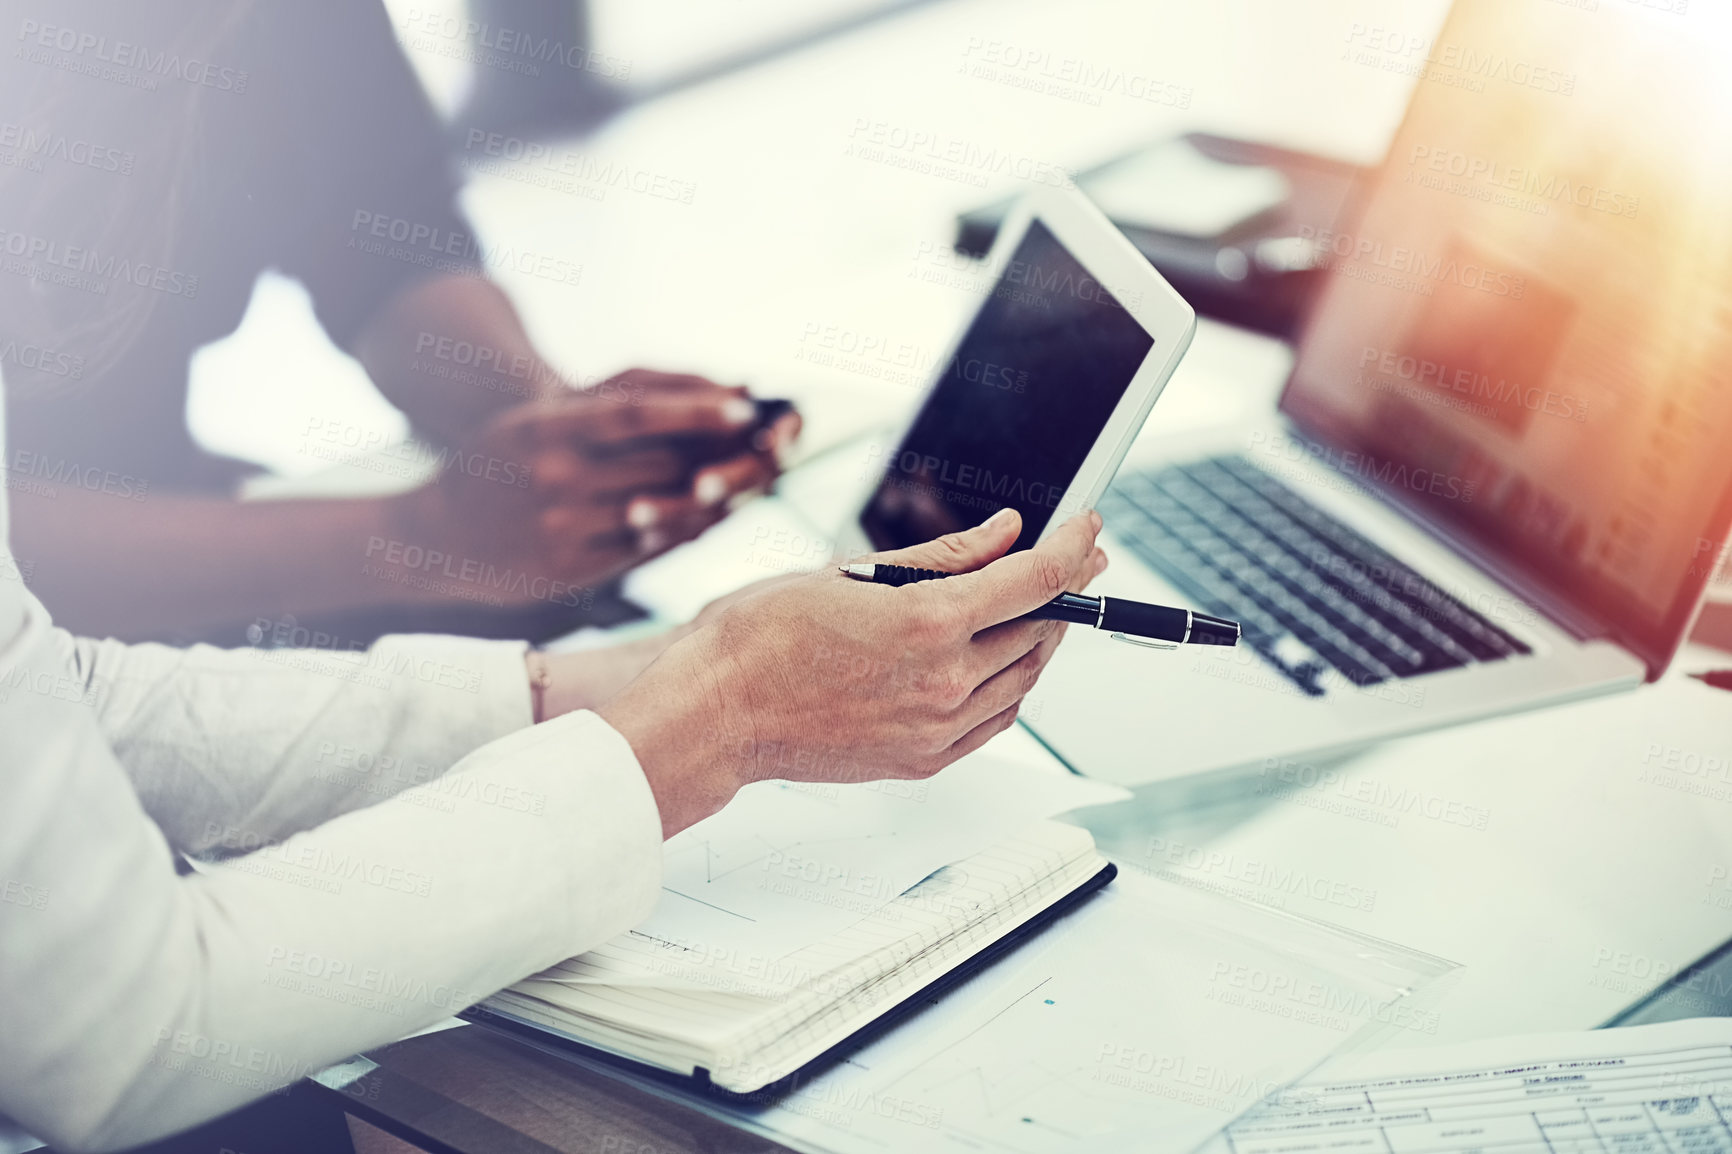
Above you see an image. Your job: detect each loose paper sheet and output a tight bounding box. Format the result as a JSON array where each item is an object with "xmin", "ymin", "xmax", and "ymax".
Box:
[{"xmin": 1202, "ymin": 1016, "xmax": 1732, "ymax": 1154}]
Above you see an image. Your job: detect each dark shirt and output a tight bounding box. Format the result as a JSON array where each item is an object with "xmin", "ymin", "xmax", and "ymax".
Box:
[{"xmin": 0, "ymin": 0, "xmax": 472, "ymax": 492}]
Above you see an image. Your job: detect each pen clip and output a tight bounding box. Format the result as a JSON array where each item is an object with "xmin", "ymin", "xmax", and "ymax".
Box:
[{"xmin": 1109, "ymin": 632, "xmax": 1178, "ymax": 650}]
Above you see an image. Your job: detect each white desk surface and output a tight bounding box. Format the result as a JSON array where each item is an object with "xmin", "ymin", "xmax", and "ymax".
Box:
[{"xmin": 189, "ymin": 0, "xmax": 1732, "ymax": 1057}]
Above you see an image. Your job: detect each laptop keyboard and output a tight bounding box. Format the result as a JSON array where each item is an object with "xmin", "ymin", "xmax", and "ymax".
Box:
[{"xmin": 1098, "ymin": 455, "xmax": 1531, "ymax": 696}]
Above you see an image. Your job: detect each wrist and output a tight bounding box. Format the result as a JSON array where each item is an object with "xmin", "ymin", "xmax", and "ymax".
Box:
[
  {"xmin": 536, "ymin": 628, "xmax": 686, "ymax": 721},
  {"xmin": 375, "ymin": 485, "xmax": 431, "ymax": 548},
  {"xmin": 596, "ymin": 632, "xmax": 742, "ymax": 838},
  {"xmin": 363, "ymin": 490, "xmax": 449, "ymax": 607}
]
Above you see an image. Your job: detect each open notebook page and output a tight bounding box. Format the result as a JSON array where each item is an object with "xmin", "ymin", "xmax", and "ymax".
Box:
[
  {"xmin": 486, "ymin": 821, "xmax": 1106, "ymax": 1090},
  {"xmin": 634, "ymin": 755, "xmax": 1126, "ymax": 962}
]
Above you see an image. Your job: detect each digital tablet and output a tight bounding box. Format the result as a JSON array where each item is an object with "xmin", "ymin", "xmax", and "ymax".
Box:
[{"xmin": 849, "ymin": 186, "xmax": 1196, "ymax": 555}]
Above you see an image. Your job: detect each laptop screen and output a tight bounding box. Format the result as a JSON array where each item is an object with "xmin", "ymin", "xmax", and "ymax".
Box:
[{"xmin": 1280, "ymin": 0, "xmax": 1732, "ymax": 677}]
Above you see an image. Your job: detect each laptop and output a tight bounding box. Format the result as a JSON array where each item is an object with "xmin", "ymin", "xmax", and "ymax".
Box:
[{"xmin": 1018, "ymin": 0, "xmax": 1732, "ymax": 785}]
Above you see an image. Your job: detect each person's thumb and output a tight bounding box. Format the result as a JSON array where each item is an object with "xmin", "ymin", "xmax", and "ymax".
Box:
[{"xmin": 862, "ymin": 507, "xmax": 1022, "ymax": 576}]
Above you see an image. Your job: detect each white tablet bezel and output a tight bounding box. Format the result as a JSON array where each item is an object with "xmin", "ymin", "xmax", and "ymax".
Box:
[{"xmin": 847, "ymin": 184, "xmax": 1196, "ymax": 554}]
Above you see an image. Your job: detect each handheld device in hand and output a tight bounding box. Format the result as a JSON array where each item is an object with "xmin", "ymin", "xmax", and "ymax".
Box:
[
  {"xmin": 749, "ymin": 396, "xmax": 795, "ymax": 429},
  {"xmin": 847, "ymin": 186, "xmax": 1197, "ymax": 558},
  {"xmin": 644, "ymin": 395, "xmax": 796, "ymax": 485}
]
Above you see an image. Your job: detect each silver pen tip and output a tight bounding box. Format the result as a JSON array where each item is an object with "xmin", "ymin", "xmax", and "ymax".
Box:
[{"xmin": 840, "ymin": 563, "xmax": 876, "ymax": 580}]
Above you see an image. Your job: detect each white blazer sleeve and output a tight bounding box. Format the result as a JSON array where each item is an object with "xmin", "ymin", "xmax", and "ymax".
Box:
[
  {"xmin": 0, "ymin": 597, "xmax": 665, "ymax": 1153},
  {"xmin": 51, "ymin": 628, "xmax": 536, "ymax": 856}
]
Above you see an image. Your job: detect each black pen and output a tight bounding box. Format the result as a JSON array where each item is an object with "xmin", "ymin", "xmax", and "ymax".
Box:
[{"xmin": 839, "ymin": 563, "xmax": 1240, "ymax": 649}]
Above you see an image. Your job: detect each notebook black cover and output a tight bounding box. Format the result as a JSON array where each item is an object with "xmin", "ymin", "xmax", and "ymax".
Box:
[{"xmin": 463, "ymin": 859, "xmax": 1118, "ymax": 1104}]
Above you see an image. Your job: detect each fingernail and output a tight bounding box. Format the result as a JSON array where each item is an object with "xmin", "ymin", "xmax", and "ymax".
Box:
[
  {"xmin": 750, "ymin": 426, "xmax": 790, "ymax": 457},
  {"xmin": 721, "ymin": 398, "xmax": 756, "ymax": 426},
  {"xmin": 1090, "ymin": 510, "xmax": 1103, "ymax": 532},
  {"xmin": 695, "ymin": 472, "xmax": 728, "ymax": 506},
  {"xmin": 626, "ymin": 500, "xmax": 659, "ymax": 529},
  {"xmin": 979, "ymin": 507, "xmax": 1015, "ymax": 530},
  {"xmin": 770, "ymin": 429, "xmax": 795, "ymax": 469},
  {"xmin": 727, "ymin": 486, "xmax": 766, "ymax": 513}
]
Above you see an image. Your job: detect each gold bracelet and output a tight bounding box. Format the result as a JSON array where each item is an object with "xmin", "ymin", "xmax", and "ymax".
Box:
[{"xmin": 527, "ymin": 648, "xmax": 553, "ymax": 724}]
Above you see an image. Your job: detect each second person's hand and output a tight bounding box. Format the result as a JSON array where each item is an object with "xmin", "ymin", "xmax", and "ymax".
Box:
[{"xmin": 383, "ymin": 370, "xmax": 800, "ymax": 606}]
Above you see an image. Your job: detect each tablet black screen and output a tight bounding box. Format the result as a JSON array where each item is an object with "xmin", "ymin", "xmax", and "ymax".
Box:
[{"xmin": 860, "ymin": 220, "xmax": 1153, "ymax": 553}]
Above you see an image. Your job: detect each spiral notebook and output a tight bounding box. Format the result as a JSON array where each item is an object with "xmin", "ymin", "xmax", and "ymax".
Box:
[{"xmin": 470, "ymin": 820, "xmax": 1115, "ymax": 1096}]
